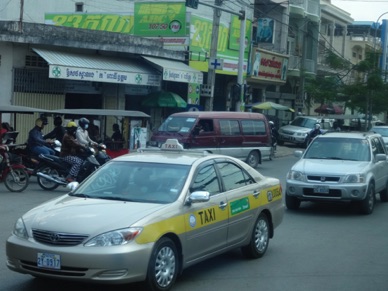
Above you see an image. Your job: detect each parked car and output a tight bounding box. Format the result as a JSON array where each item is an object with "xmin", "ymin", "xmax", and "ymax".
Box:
[
  {"xmin": 286, "ymin": 132, "xmax": 388, "ymax": 214},
  {"xmin": 370, "ymin": 125, "xmax": 388, "ymax": 149},
  {"xmin": 6, "ymin": 139, "xmax": 284, "ymax": 291},
  {"xmin": 277, "ymin": 116, "xmax": 333, "ymax": 148},
  {"xmin": 149, "ymin": 111, "xmax": 272, "ymax": 168}
]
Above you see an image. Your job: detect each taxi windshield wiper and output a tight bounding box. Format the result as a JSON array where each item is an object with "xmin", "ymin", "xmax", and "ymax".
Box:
[
  {"xmin": 68, "ymin": 193, "xmax": 91, "ymax": 198},
  {"xmin": 96, "ymin": 196, "xmax": 129, "ymax": 201}
]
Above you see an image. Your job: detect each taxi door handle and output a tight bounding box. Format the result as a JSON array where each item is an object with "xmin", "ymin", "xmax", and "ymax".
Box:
[
  {"xmin": 253, "ymin": 191, "xmax": 260, "ymax": 198},
  {"xmin": 219, "ymin": 201, "xmax": 227, "ymax": 209}
]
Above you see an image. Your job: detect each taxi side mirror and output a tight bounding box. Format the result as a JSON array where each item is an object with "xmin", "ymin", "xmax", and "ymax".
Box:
[{"xmin": 185, "ymin": 191, "xmax": 210, "ymax": 205}]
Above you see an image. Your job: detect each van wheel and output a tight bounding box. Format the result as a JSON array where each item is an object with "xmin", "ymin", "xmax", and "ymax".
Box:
[{"xmin": 247, "ymin": 151, "xmax": 259, "ymax": 168}]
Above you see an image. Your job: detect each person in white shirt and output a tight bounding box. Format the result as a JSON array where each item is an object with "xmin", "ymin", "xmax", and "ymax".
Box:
[{"xmin": 76, "ymin": 117, "xmax": 98, "ymax": 147}]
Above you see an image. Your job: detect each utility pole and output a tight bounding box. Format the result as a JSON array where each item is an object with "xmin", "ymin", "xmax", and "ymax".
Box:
[
  {"xmin": 206, "ymin": 0, "xmax": 223, "ymax": 111},
  {"xmin": 189, "ymin": 0, "xmax": 246, "ymax": 111},
  {"xmin": 19, "ymin": 0, "xmax": 24, "ymax": 32},
  {"xmin": 237, "ymin": 7, "xmax": 246, "ymax": 112}
]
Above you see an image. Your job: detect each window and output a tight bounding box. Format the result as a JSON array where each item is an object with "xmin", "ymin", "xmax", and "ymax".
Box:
[
  {"xmin": 191, "ymin": 164, "xmax": 220, "ymax": 196},
  {"xmin": 25, "ymin": 55, "xmax": 48, "ymax": 68},
  {"xmin": 75, "ymin": 2, "xmax": 84, "ymax": 12},
  {"xmin": 216, "ymin": 162, "xmax": 254, "ymax": 191},
  {"xmin": 241, "ymin": 119, "xmax": 266, "ymax": 135},
  {"xmin": 219, "ymin": 120, "xmax": 240, "ymax": 136}
]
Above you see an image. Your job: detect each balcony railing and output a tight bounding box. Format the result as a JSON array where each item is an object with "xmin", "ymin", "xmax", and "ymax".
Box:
[{"xmin": 289, "ymin": 55, "xmax": 316, "ymax": 74}]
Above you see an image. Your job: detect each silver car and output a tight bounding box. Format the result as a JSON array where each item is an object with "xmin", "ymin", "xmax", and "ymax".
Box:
[
  {"xmin": 286, "ymin": 132, "xmax": 388, "ymax": 214},
  {"xmin": 6, "ymin": 139, "xmax": 284, "ymax": 290},
  {"xmin": 278, "ymin": 116, "xmax": 333, "ymax": 147}
]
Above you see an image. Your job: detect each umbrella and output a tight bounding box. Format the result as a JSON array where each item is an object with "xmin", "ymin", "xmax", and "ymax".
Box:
[
  {"xmin": 314, "ymin": 104, "xmax": 343, "ymax": 114},
  {"xmin": 252, "ymin": 101, "xmax": 294, "ymax": 112},
  {"xmin": 141, "ymin": 91, "xmax": 187, "ymax": 108}
]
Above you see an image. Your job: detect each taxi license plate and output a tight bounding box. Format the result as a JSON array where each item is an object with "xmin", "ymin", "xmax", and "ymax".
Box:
[
  {"xmin": 37, "ymin": 252, "xmax": 61, "ymax": 269},
  {"xmin": 314, "ymin": 186, "xmax": 329, "ymax": 194}
]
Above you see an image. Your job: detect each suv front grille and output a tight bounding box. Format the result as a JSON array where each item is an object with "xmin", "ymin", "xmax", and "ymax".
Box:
[
  {"xmin": 32, "ymin": 229, "xmax": 89, "ymax": 246},
  {"xmin": 307, "ymin": 175, "xmax": 340, "ymax": 182}
]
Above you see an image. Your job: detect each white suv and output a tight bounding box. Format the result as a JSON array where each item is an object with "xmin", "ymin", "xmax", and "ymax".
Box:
[
  {"xmin": 286, "ymin": 132, "xmax": 388, "ymax": 214},
  {"xmin": 278, "ymin": 116, "xmax": 333, "ymax": 147}
]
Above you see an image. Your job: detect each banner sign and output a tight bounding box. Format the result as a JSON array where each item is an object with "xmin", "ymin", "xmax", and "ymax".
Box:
[
  {"xmin": 48, "ymin": 65, "xmax": 161, "ymax": 87},
  {"xmin": 133, "ymin": 2, "xmax": 186, "ymax": 37},
  {"xmin": 228, "ymin": 15, "xmax": 252, "ymax": 52},
  {"xmin": 256, "ymin": 18, "xmax": 274, "ymax": 43},
  {"xmin": 250, "ymin": 48, "xmax": 288, "ymax": 83},
  {"xmin": 189, "ymin": 15, "xmax": 250, "ymax": 75},
  {"xmin": 45, "ymin": 13, "xmax": 134, "ymax": 33}
]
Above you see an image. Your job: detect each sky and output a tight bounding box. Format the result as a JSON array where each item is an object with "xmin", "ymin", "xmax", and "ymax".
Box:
[{"xmin": 331, "ymin": 0, "xmax": 388, "ymax": 22}]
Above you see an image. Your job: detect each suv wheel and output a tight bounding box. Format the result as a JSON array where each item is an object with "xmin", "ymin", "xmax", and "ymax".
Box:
[
  {"xmin": 286, "ymin": 193, "xmax": 301, "ymax": 210},
  {"xmin": 360, "ymin": 182, "xmax": 375, "ymax": 215}
]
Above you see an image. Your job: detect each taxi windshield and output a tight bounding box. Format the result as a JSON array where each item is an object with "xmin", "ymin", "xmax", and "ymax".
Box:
[
  {"xmin": 158, "ymin": 116, "xmax": 197, "ymax": 133},
  {"xmin": 73, "ymin": 161, "xmax": 190, "ymax": 204}
]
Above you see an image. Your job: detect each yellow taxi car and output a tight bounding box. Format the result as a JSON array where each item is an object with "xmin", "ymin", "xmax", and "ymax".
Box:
[{"xmin": 6, "ymin": 139, "xmax": 284, "ymax": 291}]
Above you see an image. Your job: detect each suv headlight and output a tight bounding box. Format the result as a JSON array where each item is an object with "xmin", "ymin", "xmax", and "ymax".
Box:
[
  {"xmin": 344, "ymin": 174, "xmax": 365, "ymax": 183},
  {"xmin": 13, "ymin": 218, "xmax": 28, "ymax": 239},
  {"xmin": 287, "ymin": 170, "xmax": 305, "ymax": 181},
  {"xmin": 84, "ymin": 227, "xmax": 143, "ymax": 247}
]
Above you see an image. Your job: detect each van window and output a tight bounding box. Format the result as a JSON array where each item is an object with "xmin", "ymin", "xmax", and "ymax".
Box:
[
  {"xmin": 241, "ymin": 120, "xmax": 266, "ymax": 135},
  {"xmin": 220, "ymin": 120, "xmax": 240, "ymax": 136},
  {"xmin": 158, "ymin": 116, "xmax": 196, "ymax": 133}
]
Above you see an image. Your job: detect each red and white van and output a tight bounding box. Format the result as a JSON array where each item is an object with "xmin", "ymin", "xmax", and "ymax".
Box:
[{"xmin": 149, "ymin": 111, "xmax": 272, "ymax": 168}]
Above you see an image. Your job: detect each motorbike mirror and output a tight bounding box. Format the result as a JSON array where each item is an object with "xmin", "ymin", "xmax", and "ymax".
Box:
[{"xmin": 66, "ymin": 181, "xmax": 79, "ymax": 191}]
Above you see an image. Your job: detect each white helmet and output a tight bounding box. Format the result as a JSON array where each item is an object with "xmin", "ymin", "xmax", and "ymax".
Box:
[{"xmin": 315, "ymin": 123, "xmax": 321, "ymax": 129}]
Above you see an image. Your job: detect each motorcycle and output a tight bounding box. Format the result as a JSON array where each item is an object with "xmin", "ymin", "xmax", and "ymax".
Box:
[
  {"xmin": 93, "ymin": 143, "xmax": 111, "ymax": 165},
  {"xmin": 36, "ymin": 147, "xmax": 100, "ymax": 191},
  {"xmin": 0, "ymin": 144, "xmax": 29, "ymax": 192},
  {"xmin": 11, "ymin": 140, "xmax": 62, "ymax": 176}
]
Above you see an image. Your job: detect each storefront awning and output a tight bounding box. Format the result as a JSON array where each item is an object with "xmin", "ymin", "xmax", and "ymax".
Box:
[
  {"xmin": 33, "ymin": 48, "xmax": 161, "ymax": 87},
  {"xmin": 143, "ymin": 56, "xmax": 203, "ymax": 84}
]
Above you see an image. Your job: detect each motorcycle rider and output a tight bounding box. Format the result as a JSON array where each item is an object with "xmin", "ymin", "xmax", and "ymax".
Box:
[
  {"xmin": 44, "ymin": 115, "xmax": 66, "ymax": 143},
  {"xmin": 76, "ymin": 117, "xmax": 98, "ymax": 147},
  {"xmin": 27, "ymin": 117, "xmax": 55, "ymax": 156},
  {"xmin": 61, "ymin": 121, "xmax": 85, "ymax": 182},
  {"xmin": 310, "ymin": 123, "xmax": 323, "ymax": 139},
  {"xmin": 269, "ymin": 121, "xmax": 278, "ymax": 151}
]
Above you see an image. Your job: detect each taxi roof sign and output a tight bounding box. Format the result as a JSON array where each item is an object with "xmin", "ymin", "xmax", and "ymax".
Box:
[{"xmin": 161, "ymin": 139, "xmax": 184, "ymax": 151}]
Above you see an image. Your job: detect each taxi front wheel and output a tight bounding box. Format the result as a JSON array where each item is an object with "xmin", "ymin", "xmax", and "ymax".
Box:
[
  {"xmin": 146, "ymin": 237, "xmax": 179, "ymax": 291},
  {"xmin": 241, "ymin": 213, "xmax": 269, "ymax": 259}
]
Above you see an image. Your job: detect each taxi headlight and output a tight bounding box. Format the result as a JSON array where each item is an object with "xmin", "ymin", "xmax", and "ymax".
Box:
[
  {"xmin": 287, "ymin": 170, "xmax": 305, "ymax": 181},
  {"xmin": 344, "ymin": 174, "xmax": 365, "ymax": 183},
  {"xmin": 13, "ymin": 218, "xmax": 28, "ymax": 239},
  {"xmin": 84, "ymin": 227, "xmax": 143, "ymax": 247}
]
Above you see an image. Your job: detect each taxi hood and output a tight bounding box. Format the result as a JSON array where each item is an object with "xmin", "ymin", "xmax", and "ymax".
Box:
[{"xmin": 22, "ymin": 195, "xmax": 170, "ymax": 235}]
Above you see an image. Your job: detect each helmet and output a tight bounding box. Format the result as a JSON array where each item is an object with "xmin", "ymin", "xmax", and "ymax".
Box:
[
  {"xmin": 66, "ymin": 121, "xmax": 78, "ymax": 134},
  {"xmin": 54, "ymin": 116, "xmax": 63, "ymax": 126},
  {"xmin": 269, "ymin": 121, "xmax": 274, "ymax": 126},
  {"xmin": 78, "ymin": 117, "xmax": 90, "ymax": 129},
  {"xmin": 35, "ymin": 118, "xmax": 47, "ymax": 127},
  {"xmin": 315, "ymin": 123, "xmax": 321, "ymax": 129},
  {"xmin": 66, "ymin": 121, "xmax": 77, "ymax": 128}
]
